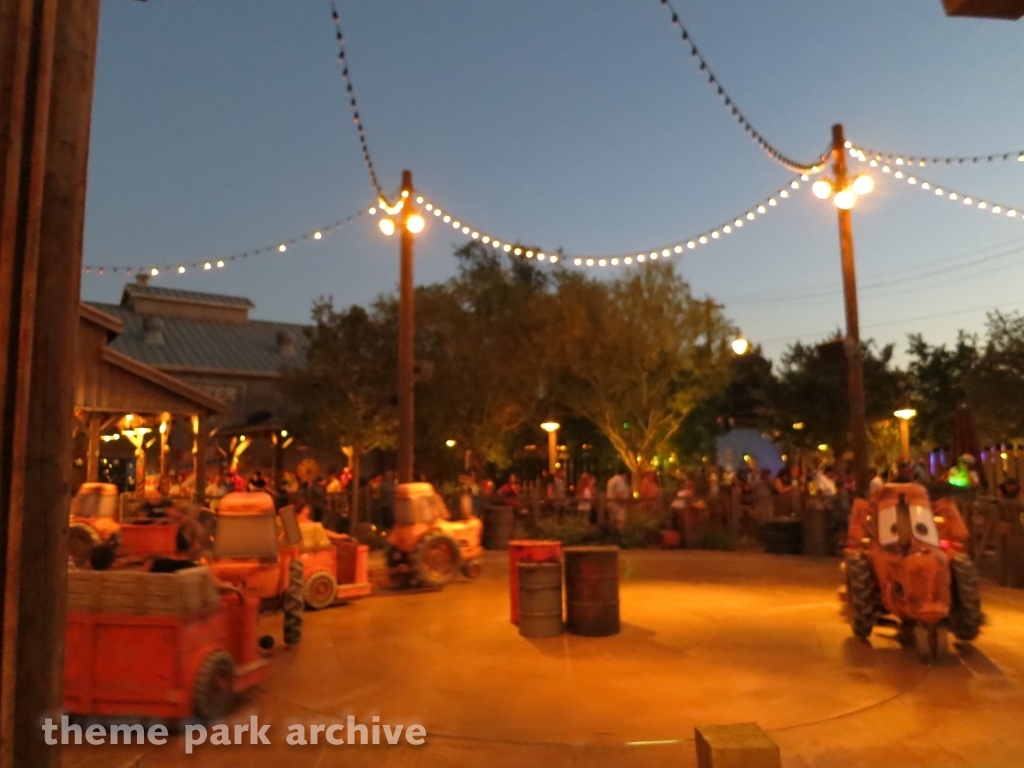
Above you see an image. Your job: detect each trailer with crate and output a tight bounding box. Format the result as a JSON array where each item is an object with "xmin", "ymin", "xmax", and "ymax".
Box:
[{"xmin": 64, "ymin": 566, "xmax": 270, "ymax": 719}]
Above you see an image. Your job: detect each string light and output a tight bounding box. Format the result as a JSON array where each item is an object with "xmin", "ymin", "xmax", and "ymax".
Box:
[
  {"xmin": 329, "ymin": 1, "xmax": 384, "ymax": 197},
  {"xmin": 657, "ymin": 0, "xmax": 828, "ymax": 174},
  {"xmin": 404, "ymin": 175, "xmax": 803, "ymax": 269},
  {"xmin": 877, "ymin": 162, "xmax": 1024, "ymax": 223},
  {"xmin": 82, "ymin": 206, "xmax": 369, "ymax": 278},
  {"xmin": 850, "ymin": 143, "xmax": 1024, "ymax": 168}
]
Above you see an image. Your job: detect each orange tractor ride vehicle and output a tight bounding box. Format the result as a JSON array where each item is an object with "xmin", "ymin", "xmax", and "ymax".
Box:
[
  {"xmin": 843, "ymin": 482, "xmax": 983, "ymax": 660},
  {"xmin": 64, "ymin": 566, "xmax": 270, "ymax": 720},
  {"xmin": 68, "ymin": 482, "xmax": 180, "ymax": 566},
  {"xmin": 209, "ymin": 493, "xmax": 370, "ymax": 639},
  {"xmin": 385, "ymin": 483, "xmax": 483, "ymax": 589}
]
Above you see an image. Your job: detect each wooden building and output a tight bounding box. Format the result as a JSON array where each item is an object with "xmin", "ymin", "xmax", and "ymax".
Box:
[{"xmin": 75, "ymin": 303, "xmax": 228, "ymax": 502}]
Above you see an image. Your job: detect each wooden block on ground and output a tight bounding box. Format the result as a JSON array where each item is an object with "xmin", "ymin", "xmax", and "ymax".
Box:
[{"xmin": 695, "ymin": 722, "xmax": 780, "ymax": 768}]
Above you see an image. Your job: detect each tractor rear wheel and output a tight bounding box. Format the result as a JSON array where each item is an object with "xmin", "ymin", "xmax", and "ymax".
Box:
[
  {"xmin": 193, "ymin": 650, "xmax": 235, "ymax": 720},
  {"xmin": 846, "ymin": 553, "xmax": 880, "ymax": 639},
  {"xmin": 949, "ymin": 555, "xmax": 983, "ymax": 642},
  {"xmin": 303, "ymin": 570, "xmax": 337, "ymax": 610},
  {"xmin": 411, "ymin": 532, "xmax": 461, "ymax": 589},
  {"xmin": 283, "ymin": 558, "xmax": 304, "ymax": 645}
]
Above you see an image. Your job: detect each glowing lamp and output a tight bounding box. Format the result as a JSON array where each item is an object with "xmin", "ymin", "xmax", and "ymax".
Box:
[
  {"xmin": 540, "ymin": 421, "xmax": 560, "ymax": 433},
  {"xmin": 731, "ymin": 338, "xmax": 749, "ymax": 355},
  {"xmin": 833, "ymin": 189, "xmax": 856, "ymax": 209},
  {"xmin": 894, "ymin": 408, "xmax": 917, "ymax": 420},
  {"xmin": 852, "ymin": 175, "xmax": 874, "ymax": 195},
  {"xmin": 406, "ymin": 214, "xmax": 426, "ymax": 234},
  {"xmin": 812, "ymin": 179, "xmax": 833, "ymax": 200},
  {"xmin": 379, "ymin": 218, "xmax": 396, "ymax": 236}
]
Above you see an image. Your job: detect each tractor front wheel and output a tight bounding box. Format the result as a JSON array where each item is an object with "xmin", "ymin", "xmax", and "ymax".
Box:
[
  {"xmin": 846, "ymin": 553, "xmax": 880, "ymax": 639},
  {"xmin": 411, "ymin": 532, "xmax": 461, "ymax": 589},
  {"xmin": 949, "ymin": 555, "xmax": 983, "ymax": 642},
  {"xmin": 193, "ymin": 650, "xmax": 235, "ymax": 720},
  {"xmin": 303, "ymin": 570, "xmax": 337, "ymax": 611},
  {"xmin": 283, "ymin": 558, "xmax": 304, "ymax": 645}
]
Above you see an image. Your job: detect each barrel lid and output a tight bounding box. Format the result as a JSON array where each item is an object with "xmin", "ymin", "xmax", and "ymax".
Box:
[
  {"xmin": 510, "ymin": 539, "xmax": 561, "ymax": 547},
  {"xmin": 563, "ymin": 545, "xmax": 620, "ymax": 553}
]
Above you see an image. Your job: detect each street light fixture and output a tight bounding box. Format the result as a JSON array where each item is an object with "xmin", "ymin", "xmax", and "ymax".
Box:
[
  {"xmin": 894, "ymin": 408, "xmax": 917, "ymax": 462},
  {"xmin": 540, "ymin": 421, "xmax": 560, "ymax": 475},
  {"xmin": 731, "ymin": 337, "xmax": 749, "ymax": 355}
]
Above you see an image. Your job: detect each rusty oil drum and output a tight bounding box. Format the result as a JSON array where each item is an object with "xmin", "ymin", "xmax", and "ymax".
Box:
[
  {"xmin": 517, "ymin": 561, "xmax": 563, "ymax": 638},
  {"xmin": 564, "ymin": 545, "xmax": 620, "ymax": 636}
]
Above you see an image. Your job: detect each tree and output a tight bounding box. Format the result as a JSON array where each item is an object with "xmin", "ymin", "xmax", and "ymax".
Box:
[
  {"xmin": 555, "ymin": 262, "xmax": 736, "ymax": 488},
  {"xmin": 279, "ymin": 300, "xmax": 397, "ymax": 524},
  {"xmin": 767, "ymin": 337, "xmax": 902, "ymax": 462},
  {"xmin": 966, "ymin": 311, "xmax": 1024, "ymax": 442},
  {"xmin": 410, "ymin": 242, "xmax": 559, "ymax": 470},
  {"xmin": 905, "ymin": 331, "xmax": 978, "ymax": 449}
]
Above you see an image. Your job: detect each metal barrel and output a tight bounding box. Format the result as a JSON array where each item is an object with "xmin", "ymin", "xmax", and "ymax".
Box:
[
  {"xmin": 484, "ymin": 505, "xmax": 515, "ymax": 550},
  {"xmin": 564, "ymin": 546, "xmax": 620, "ymax": 637},
  {"xmin": 517, "ymin": 561, "xmax": 563, "ymax": 638},
  {"xmin": 761, "ymin": 519, "xmax": 803, "ymax": 555}
]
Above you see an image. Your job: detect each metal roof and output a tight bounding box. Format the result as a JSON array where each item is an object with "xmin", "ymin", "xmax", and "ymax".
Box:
[
  {"xmin": 89, "ymin": 302, "xmax": 309, "ymax": 375},
  {"xmin": 122, "ymin": 284, "xmax": 255, "ymax": 309}
]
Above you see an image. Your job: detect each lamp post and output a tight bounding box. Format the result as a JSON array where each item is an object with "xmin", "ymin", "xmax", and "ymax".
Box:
[
  {"xmin": 377, "ymin": 171, "xmax": 426, "ymax": 483},
  {"xmin": 812, "ymin": 124, "xmax": 874, "ymax": 497},
  {"xmin": 894, "ymin": 408, "xmax": 917, "ymax": 463},
  {"xmin": 540, "ymin": 421, "xmax": 560, "ymax": 475}
]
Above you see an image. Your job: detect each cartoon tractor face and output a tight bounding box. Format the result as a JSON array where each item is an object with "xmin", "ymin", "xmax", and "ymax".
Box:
[{"xmin": 843, "ymin": 482, "xmax": 982, "ymax": 660}]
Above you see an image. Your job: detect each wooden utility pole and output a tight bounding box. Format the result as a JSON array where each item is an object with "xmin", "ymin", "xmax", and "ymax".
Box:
[
  {"xmin": 397, "ymin": 170, "xmax": 415, "ymax": 483},
  {"xmin": 0, "ymin": 2, "xmax": 102, "ymax": 767},
  {"xmin": 831, "ymin": 124, "xmax": 870, "ymax": 498}
]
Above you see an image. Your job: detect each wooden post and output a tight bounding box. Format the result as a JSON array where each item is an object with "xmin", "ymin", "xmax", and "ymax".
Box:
[
  {"xmin": 397, "ymin": 171, "xmax": 415, "ymax": 484},
  {"xmin": 831, "ymin": 124, "xmax": 870, "ymax": 498},
  {"xmin": 86, "ymin": 413, "xmax": 101, "ymax": 482},
  {"xmin": 350, "ymin": 449, "xmax": 360, "ymax": 533},
  {"xmin": 193, "ymin": 414, "xmax": 206, "ymax": 506},
  {"xmin": 0, "ymin": 2, "xmax": 101, "ymax": 767}
]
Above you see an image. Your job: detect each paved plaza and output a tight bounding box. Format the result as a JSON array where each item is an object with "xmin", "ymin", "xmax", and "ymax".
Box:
[{"xmin": 66, "ymin": 550, "xmax": 1024, "ymax": 768}]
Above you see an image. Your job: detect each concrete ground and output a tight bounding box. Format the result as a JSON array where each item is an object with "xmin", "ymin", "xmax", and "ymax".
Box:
[{"xmin": 65, "ymin": 550, "xmax": 1024, "ymax": 767}]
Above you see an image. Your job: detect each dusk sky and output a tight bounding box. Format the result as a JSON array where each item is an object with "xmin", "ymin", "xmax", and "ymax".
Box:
[{"xmin": 81, "ymin": 1, "xmax": 1024, "ymax": 364}]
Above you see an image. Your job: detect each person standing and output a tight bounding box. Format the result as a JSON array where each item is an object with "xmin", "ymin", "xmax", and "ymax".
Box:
[
  {"xmin": 606, "ymin": 469, "xmax": 631, "ymax": 529},
  {"xmin": 576, "ymin": 472, "xmax": 596, "ymax": 524}
]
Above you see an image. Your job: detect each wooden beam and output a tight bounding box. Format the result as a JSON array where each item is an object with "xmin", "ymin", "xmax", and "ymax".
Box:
[
  {"xmin": 86, "ymin": 414, "xmax": 100, "ymax": 483},
  {"xmin": 943, "ymin": 0, "xmax": 1024, "ymax": 17},
  {"xmin": 0, "ymin": 3, "xmax": 101, "ymax": 767}
]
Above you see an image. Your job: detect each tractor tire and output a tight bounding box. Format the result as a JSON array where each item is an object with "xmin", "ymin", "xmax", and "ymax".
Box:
[
  {"xmin": 303, "ymin": 570, "xmax": 337, "ymax": 611},
  {"xmin": 846, "ymin": 553, "xmax": 880, "ymax": 639},
  {"xmin": 949, "ymin": 555, "xmax": 983, "ymax": 642},
  {"xmin": 411, "ymin": 532, "xmax": 461, "ymax": 590},
  {"xmin": 68, "ymin": 524, "xmax": 101, "ymax": 568},
  {"xmin": 283, "ymin": 558, "xmax": 304, "ymax": 646},
  {"xmin": 384, "ymin": 542, "xmax": 405, "ymax": 568},
  {"xmin": 193, "ymin": 650, "xmax": 235, "ymax": 720}
]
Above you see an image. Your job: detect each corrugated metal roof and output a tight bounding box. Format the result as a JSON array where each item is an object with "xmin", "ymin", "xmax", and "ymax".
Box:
[
  {"xmin": 90, "ymin": 302, "xmax": 309, "ymax": 375},
  {"xmin": 122, "ymin": 284, "xmax": 255, "ymax": 309}
]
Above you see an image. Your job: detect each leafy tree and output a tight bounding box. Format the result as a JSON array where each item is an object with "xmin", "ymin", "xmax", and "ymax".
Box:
[
  {"xmin": 767, "ymin": 337, "xmax": 902, "ymax": 460},
  {"xmin": 555, "ymin": 262, "xmax": 736, "ymax": 488},
  {"xmin": 405, "ymin": 242, "xmax": 560, "ymax": 472},
  {"xmin": 966, "ymin": 311, "xmax": 1024, "ymax": 442},
  {"xmin": 279, "ymin": 300, "xmax": 397, "ymax": 521},
  {"xmin": 905, "ymin": 332, "xmax": 978, "ymax": 449}
]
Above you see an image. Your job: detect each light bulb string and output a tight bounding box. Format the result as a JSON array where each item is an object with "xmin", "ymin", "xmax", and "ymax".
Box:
[
  {"xmin": 374, "ymin": 175, "xmax": 807, "ymax": 269},
  {"xmin": 329, "ymin": 0, "xmax": 385, "ymax": 199},
  {"xmin": 658, "ymin": 0, "xmax": 828, "ymax": 175},
  {"xmin": 82, "ymin": 207, "xmax": 371, "ymax": 278},
  {"xmin": 863, "ymin": 154, "xmax": 1024, "ymax": 221},
  {"xmin": 851, "ymin": 143, "xmax": 1024, "ymax": 169}
]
